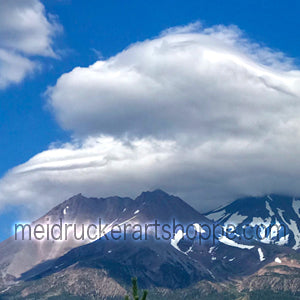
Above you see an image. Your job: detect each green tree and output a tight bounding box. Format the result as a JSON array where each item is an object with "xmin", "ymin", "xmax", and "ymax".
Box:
[{"xmin": 125, "ymin": 277, "xmax": 148, "ymax": 300}]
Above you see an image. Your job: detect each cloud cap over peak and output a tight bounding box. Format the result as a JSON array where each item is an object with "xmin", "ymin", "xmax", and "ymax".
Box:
[{"xmin": 1, "ymin": 23, "xmax": 300, "ymax": 216}]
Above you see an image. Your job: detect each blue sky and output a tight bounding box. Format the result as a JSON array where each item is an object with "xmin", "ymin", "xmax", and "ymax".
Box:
[{"xmin": 0, "ymin": 0, "xmax": 300, "ymax": 240}]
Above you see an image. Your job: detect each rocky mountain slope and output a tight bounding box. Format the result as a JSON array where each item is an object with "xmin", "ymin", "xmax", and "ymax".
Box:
[
  {"xmin": 1, "ymin": 254, "xmax": 300, "ymax": 299},
  {"xmin": 206, "ymin": 195, "xmax": 300, "ymax": 250},
  {"xmin": 0, "ymin": 191, "xmax": 299, "ymax": 299}
]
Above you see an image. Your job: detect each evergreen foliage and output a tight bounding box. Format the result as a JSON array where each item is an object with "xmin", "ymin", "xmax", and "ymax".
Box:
[{"xmin": 124, "ymin": 277, "xmax": 148, "ymax": 300}]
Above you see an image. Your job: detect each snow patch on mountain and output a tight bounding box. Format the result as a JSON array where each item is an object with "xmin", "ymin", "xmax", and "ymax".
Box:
[
  {"xmin": 276, "ymin": 233, "xmax": 290, "ymax": 246},
  {"xmin": 277, "ymin": 208, "xmax": 300, "ymax": 250},
  {"xmin": 269, "ymin": 220, "xmax": 282, "ymax": 239},
  {"xmin": 275, "ymin": 257, "xmax": 282, "ymax": 263},
  {"xmin": 258, "ymin": 219, "xmax": 284, "ymax": 244},
  {"xmin": 249, "ymin": 217, "xmax": 273, "ymax": 243},
  {"xmin": 292, "ymin": 198, "xmax": 300, "ymax": 218},
  {"xmin": 289, "ymin": 220, "xmax": 300, "ymax": 250},
  {"xmin": 206, "ymin": 210, "xmax": 227, "ymax": 221},
  {"xmin": 193, "ymin": 223, "xmax": 205, "ymax": 233},
  {"xmin": 224, "ymin": 212, "xmax": 248, "ymax": 226},
  {"xmin": 63, "ymin": 206, "xmax": 69, "ymax": 215},
  {"xmin": 249, "ymin": 217, "xmax": 272, "ymax": 228},
  {"xmin": 171, "ymin": 230, "xmax": 186, "ymax": 252},
  {"xmin": 258, "ymin": 248, "xmax": 265, "ymax": 261},
  {"xmin": 265, "ymin": 201, "xmax": 275, "ymax": 216},
  {"xmin": 218, "ymin": 236, "xmax": 254, "ymax": 250}
]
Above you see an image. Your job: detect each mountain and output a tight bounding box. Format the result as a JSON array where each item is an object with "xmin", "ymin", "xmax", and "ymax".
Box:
[
  {"xmin": 0, "ymin": 190, "xmax": 210, "ymax": 287},
  {"xmin": 2, "ymin": 253, "xmax": 300, "ymax": 299},
  {"xmin": 17, "ymin": 190, "xmax": 217, "ymax": 289},
  {"xmin": 206, "ymin": 194, "xmax": 300, "ymax": 250},
  {"xmin": 0, "ymin": 191, "xmax": 299, "ymax": 299},
  {"xmin": 0, "ymin": 193, "xmax": 134, "ymax": 284}
]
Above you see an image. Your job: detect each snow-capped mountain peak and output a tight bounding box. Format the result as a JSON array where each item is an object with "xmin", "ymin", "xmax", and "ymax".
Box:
[{"xmin": 206, "ymin": 195, "xmax": 300, "ymax": 250}]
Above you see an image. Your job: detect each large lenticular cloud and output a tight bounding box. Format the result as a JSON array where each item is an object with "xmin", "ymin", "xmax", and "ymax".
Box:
[{"xmin": 1, "ymin": 23, "xmax": 300, "ymax": 217}]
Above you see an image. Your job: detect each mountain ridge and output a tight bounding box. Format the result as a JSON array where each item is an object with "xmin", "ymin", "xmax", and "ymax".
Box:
[{"xmin": 0, "ymin": 190, "xmax": 299, "ymax": 299}]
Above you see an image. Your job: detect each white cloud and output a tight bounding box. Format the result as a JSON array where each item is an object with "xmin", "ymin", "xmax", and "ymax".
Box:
[
  {"xmin": 0, "ymin": 49, "xmax": 35, "ymax": 89},
  {"xmin": 48, "ymin": 23, "xmax": 300, "ymax": 140},
  {"xmin": 0, "ymin": 137, "xmax": 176, "ymax": 214},
  {"xmin": 1, "ymin": 23, "xmax": 300, "ymax": 216},
  {"xmin": 0, "ymin": 0, "xmax": 61, "ymax": 89}
]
